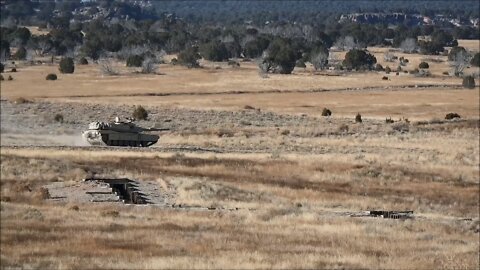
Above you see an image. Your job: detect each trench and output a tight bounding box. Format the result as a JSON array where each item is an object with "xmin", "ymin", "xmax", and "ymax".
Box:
[{"xmin": 84, "ymin": 178, "xmax": 149, "ymax": 204}]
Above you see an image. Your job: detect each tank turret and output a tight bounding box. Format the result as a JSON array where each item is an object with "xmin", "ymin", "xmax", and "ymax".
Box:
[{"xmin": 82, "ymin": 117, "xmax": 169, "ymax": 147}]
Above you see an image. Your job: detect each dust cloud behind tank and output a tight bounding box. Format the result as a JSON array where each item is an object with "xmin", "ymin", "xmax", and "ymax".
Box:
[{"xmin": 82, "ymin": 117, "xmax": 169, "ymax": 147}]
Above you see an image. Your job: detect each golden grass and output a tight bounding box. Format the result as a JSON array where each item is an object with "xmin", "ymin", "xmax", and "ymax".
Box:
[
  {"xmin": 1, "ymin": 142, "xmax": 479, "ymax": 269},
  {"xmin": 1, "ymin": 50, "xmax": 476, "ymax": 101}
]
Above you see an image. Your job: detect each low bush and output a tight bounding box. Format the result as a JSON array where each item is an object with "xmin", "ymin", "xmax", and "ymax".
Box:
[
  {"xmin": 385, "ymin": 66, "xmax": 391, "ymax": 74},
  {"xmin": 7, "ymin": 75, "xmax": 13, "ymax": 80},
  {"xmin": 126, "ymin": 55, "xmax": 144, "ymax": 67},
  {"xmin": 337, "ymin": 124, "xmax": 349, "ymax": 133},
  {"xmin": 133, "ymin": 105, "xmax": 148, "ymax": 120},
  {"xmin": 54, "ymin": 114, "xmax": 64, "ymax": 123},
  {"xmin": 385, "ymin": 117, "xmax": 394, "ymax": 123},
  {"xmin": 13, "ymin": 97, "xmax": 30, "ymax": 104},
  {"xmin": 321, "ymin": 108, "xmax": 332, "ymax": 116},
  {"xmin": 355, "ymin": 113, "xmax": 362, "ymax": 123},
  {"xmin": 216, "ymin": 128, "xmax": 234, "ymax": 137},
  {"xmin": 170, "ymin": 58, "xmax": 178, "ymax": 65},
  {"xmin": 45, "ymin": 73, "xmax": 57, "ymax": 80},
  {"xmin": 79, "ymin": 57, "xmax": 88, "ymax": 65},
  {"xmin": 445, "ymin": 113, "xmax": 461, "ymax": 120},
  {"xmin": 419, "ymin": 62, "xmax": 429, "ymax": 69},
  {"xmin": 295, "ymin": 59, "xmax": 306, "ymax": 68},
  {"xmin": 59, "ymin": 57, "xmax": 75, "ymax": 73},
  {"xmin": 0, "ymin": 74, "xmax": 3, "ymax": 80},
  {"xmin": 0, "ymin": 62, "xmax": 4, "ymax": 73},
  {"xmin": 374, "ymin": 63, "xmax": 384, "ymax": 71},
  {"xmin": 11, "ymin": 68, "xmax": 16, "ymax": 72},
  {"xmin": 382, "ymin": 76, "xmax": 388, "ymax": 80}
]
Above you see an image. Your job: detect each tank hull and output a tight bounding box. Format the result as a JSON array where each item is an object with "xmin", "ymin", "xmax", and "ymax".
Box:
[{"xmin": 82, "ymin": 130, "xmax": 159, "ymax": 147}]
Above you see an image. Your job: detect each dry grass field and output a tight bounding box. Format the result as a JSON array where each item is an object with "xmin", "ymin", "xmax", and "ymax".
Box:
[{"xmin": 0, "ymin": 41, "xmax": 479, "ymax": 269}]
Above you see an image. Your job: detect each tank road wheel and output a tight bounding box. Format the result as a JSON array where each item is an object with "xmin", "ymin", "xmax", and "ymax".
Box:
[{"xmin": 140, "ymin": 141, "xmax": 147, "ymax": 147}]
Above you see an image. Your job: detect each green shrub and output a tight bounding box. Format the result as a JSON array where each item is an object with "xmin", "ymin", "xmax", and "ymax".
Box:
[
  {"xmin": 133, "ymin": 105, "xmax": 148, "ymax": 120},
  {"xmin": 126, "ymin": 55, "xmax": 144, "ymax": 67},
  {"xmin": 178, "ymin": 47, "xmax": 201, "ymax": 68},
  {"xmin": 59, "ymin": 57, "xmax": 75, "ymax": 74},
  {"xmin": 200, "ymin": 40, "xmax": 229, "ymax": 61},
  {"xmin": 45, "ymin": 73, "xmax": 57, "ymax": 80},
  {"xmin": 418, "ymin": 62, "xmax": 429, "ymax": 69},
  {"xmin": 321, "ymin": 108, "xmax": 332, "ymax": 116},
  {"xmin": 342, "ymin": 49, "xmax": 377, "ymax": 70},
  {"xmin": 462, "ymin": 75, "xmax": 475, "ymax": 89}
]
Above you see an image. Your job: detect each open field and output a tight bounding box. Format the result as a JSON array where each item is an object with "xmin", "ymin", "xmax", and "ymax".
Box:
[{"xmin": 1, "ymin": 43, "xmax": 479, "ymax": 269}]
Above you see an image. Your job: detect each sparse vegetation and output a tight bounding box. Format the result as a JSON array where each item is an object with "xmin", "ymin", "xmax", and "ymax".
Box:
[
  {"xmin": 7, "ymin": 75, "xmax": 13, "ymax": 80},
  {"xmin": 132, "ymin": 105, "xmax": 148, "ymax": 120}
]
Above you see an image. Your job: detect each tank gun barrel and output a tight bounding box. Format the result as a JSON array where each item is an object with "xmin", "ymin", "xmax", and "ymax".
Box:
[{"xmin": 144, "ymin": 128, "xmax": 170, "ymax": 132}]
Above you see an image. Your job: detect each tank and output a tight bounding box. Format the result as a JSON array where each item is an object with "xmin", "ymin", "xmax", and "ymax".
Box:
[{"xmin": 82, "ymin": 117, "xmax": 169, "ymax": 147}]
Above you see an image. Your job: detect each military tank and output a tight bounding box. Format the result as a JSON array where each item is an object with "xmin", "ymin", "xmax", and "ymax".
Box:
[{"xmin": 82, "ymin": 117, "xmax": 168, "ymax": 147}]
